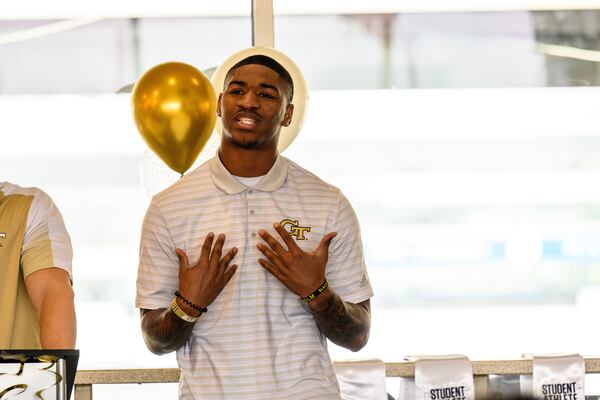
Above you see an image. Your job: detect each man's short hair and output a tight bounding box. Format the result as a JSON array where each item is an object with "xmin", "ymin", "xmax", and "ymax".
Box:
[{"xmin": 225, "ymin": 54, "xmax": 294, "ymax": 102}]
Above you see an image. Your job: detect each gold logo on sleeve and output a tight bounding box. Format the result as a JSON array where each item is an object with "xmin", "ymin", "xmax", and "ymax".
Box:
[
  {"xmin": 280, "ymin": 219, "xmax": 311, "ymax": 240},
  {"xmin": 0, "ymin": 232, "xmax": 5, "ymax": 247}
]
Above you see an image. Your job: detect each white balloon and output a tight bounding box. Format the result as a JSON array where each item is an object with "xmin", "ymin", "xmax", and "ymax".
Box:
[{"xmin": 211, "ymin": 47, "xmax": 309, "ymax": 152}]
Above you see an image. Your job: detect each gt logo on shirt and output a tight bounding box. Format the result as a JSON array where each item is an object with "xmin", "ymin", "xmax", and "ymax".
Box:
[
  {"xmin": 0, "ymin": 232, "xmax": 5, "ymax": 247},
  {"xmin": 280, "ymin": 219, "xmax": 311, "ymax": 240}
]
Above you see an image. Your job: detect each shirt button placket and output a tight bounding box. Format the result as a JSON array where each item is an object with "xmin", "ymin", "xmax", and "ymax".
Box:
[{"xmin": 248, "ymin": 189, "xmax": 257, "ymax": 238}]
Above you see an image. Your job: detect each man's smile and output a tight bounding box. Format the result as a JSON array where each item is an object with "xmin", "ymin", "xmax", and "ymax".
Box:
[{"xmin": 234, "ymin": 112, "xmax": 262, "ymax": 130}]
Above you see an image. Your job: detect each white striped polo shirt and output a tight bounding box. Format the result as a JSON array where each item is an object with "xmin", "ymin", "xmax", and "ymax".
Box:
[
  {"xmin": 0, "ymin": 182, "xmax": 73, "ymax": 348},
  {"xmin": 136, "ymin": 154, "xmax": 373, "ymax": 400}
]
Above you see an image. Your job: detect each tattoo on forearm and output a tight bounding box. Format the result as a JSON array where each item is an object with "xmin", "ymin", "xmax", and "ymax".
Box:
[
  {"xmin": 310, "ymin": 294, "xmax": 371, "ymax": 352},
  {"xmin": 141, "ymin": 308, "xmax": 195, "ymax": 355}
]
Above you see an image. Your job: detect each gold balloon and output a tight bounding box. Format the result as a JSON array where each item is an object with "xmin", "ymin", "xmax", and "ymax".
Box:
[{"xmin": 132, "ymin": 62, "xmax": 216, "ymax": 174}]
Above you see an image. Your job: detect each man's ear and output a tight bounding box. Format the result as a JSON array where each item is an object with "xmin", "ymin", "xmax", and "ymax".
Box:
[
  {"xmin": 282, "ymin": 103, "xmax": 294, "ymax": 127},
  {"xmin": 216, "ymin": 93, "xmax": 223, "ymax": 117}
]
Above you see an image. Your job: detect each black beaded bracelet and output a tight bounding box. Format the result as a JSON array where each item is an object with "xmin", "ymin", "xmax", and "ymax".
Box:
[
  {"xmin": 175, "ymin": 291, "xmax": 207, "ymax": 314},
  {"xmin": 300, "ymin": 279, "xmax": 329, "ymax": 303}
]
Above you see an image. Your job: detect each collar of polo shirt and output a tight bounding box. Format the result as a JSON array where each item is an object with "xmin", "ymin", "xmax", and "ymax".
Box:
[{"xmin": 209, "ymin": 154, "xmax": 288, "ymax": 194}]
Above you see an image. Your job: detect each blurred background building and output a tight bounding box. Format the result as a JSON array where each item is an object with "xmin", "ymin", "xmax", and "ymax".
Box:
[{"xmin": 2, "ymin": 1, "xmax": 600, "ymax": 397}]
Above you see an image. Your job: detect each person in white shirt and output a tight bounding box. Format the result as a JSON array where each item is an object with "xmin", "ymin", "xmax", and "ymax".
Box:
[{"xmin": 136, "ymin": 53, "xmax": 372, "ymax": 399}]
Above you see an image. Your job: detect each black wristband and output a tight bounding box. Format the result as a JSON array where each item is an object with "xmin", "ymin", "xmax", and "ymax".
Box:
[
  {"xmin": 175, "ymin": 291, "xmax": 207, "ymax": 314},
  {"xmin": 300, "ymin": 279, "xmax": 329, "ymax": 303}
]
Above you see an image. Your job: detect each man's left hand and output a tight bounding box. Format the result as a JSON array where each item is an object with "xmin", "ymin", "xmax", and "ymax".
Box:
[{"xmin": 257, "ymin": 223, "xmax": 337, "ymax": 298}]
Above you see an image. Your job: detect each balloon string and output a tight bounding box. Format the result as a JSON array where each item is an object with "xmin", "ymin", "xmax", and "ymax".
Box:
[{"xmin": 180, "ymin": 173, "xmax": 184, "ymax": 178}]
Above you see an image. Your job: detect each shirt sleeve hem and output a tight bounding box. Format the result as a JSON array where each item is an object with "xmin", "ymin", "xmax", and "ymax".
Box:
[
  {"xmin": 135, "ymin": 297, "xmax": 172, "ymax": 310},
  {"xmin": 22, "ymin": 263, "xmax": 72, "ymax": 280},
  {"xmin": 338, "ymin": 287, "xmax": 374, "ymax": 304}
]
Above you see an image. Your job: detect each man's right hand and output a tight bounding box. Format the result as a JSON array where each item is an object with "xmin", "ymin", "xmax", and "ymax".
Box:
[
  {"xmin": 140, "ymin": 233, "xmax": 238, "ymax": 355},
  {"xmin": 175, "ymin": 232, "xmax": 238, "ymax": 316}
]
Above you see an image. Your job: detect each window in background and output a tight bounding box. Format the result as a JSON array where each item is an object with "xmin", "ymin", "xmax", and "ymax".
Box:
[
  {"xmin": 0, "ymin": 17, "xmax": 251, "ymax": 94},
  {"xmin": 276, "ymin": 10, "xmax": 600, "ymax": 89}
]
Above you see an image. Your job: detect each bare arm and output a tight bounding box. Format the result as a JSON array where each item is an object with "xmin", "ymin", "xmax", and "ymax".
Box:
[
  {"xmin": 257, "ymin": 224, "xmax": 371, "ymax": 352},
  {"xmin": 25, "ymin": 267, "xmax": 76, "ymax": 349},
  {"xmin": 139, "ymin": 233, "xmax": 238, "ymax": 355},
  {"xmin": 307, "ymin": 291, "xmax": 370, "ymax": 352}
]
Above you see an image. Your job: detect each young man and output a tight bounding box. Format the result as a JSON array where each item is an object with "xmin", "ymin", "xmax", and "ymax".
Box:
[
  {"xmin": 136, "ymin": 54, "xmax": 373, "ymax": 399},
  {"xmin": 0, "ymin": 182, "xmax": 76, "ymax": 349}
]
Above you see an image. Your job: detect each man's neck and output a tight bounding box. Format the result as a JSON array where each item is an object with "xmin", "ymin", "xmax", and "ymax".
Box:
[{"xmin": 218, "ymin": 141, "xmax": 278, "ymax": 178}]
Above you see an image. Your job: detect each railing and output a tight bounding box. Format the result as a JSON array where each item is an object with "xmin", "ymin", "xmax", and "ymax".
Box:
[{"xmin": 74, "ymin": 358, "xmax": 600, "ymax": 400}]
